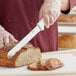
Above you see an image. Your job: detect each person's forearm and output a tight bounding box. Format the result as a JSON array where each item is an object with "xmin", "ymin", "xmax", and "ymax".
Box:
[
  {"xmin": 61, "ymin": 0, "xmax": 70, "ymax": 11},
  {"xmin": 44, "ymin": 0, "xmax": 70, "ymax": 11}
]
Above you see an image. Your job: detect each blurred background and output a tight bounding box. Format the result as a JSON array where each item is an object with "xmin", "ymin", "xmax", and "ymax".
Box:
[{"xmin": 57, "ymin": 6, "xmax": 76, "ymax": 50}]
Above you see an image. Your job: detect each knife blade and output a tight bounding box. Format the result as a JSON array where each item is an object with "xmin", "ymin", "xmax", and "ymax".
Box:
[{"xmin": 7, "ymin": 19, "xmax": 45, "ymax": 59}]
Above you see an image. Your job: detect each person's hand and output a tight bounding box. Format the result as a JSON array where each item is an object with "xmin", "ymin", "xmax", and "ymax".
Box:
[
  {"xmin": 39, "ymin": 0, "xmax": 61, "ymax": 28},
  {"xmin": 0, "ymin": 25, "xmax": 17, "ymax": 48}
]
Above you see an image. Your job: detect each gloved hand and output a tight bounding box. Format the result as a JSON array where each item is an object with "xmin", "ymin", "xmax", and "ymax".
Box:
[
  {"xmin": 39, "ymin": 0, "xmax": 61, "ymax": 28},
  {"xmin": 0, "ymin": 25, "xmax": 17, "ymax": 48}
]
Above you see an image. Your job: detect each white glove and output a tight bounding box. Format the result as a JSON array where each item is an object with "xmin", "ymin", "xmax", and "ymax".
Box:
[
  {"xmin": 0, "ymin": 25, "xmax": 17, "ymax": 48},
  {"xmin": 39, "ymin": 0, "xmax": 61, "ymax": 28}
]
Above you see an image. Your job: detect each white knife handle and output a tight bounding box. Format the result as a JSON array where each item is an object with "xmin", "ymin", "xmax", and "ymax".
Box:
[{"xmin": 37, "ymin": 19, "xmax": 45, "ymax": 31}]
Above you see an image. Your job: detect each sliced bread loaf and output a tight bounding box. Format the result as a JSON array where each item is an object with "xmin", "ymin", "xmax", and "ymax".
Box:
[{"xmin": 0, "ymin": 43, "xmax": 41, "ymax": 67}]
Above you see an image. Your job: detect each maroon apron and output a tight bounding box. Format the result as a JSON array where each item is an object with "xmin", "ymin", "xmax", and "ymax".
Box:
[{"xmin": 0, "ymin": 0, "xmax": 58, "ymax": 52}]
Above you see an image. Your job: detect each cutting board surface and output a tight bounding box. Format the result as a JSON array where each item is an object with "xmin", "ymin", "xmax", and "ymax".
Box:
[{"xmin": 0, "ymin": 53, "xmax": 76, "ymax": 75}]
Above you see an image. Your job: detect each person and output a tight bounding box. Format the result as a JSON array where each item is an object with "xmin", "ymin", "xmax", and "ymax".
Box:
[{"xmin": 0, "ymin": 0, "xmax": 75, "ymax": 52}]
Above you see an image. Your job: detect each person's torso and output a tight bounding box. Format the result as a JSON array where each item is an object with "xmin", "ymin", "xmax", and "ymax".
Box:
[{"xmin": 0, "ymin": 0, "xmax": 58, "ymax": 52}]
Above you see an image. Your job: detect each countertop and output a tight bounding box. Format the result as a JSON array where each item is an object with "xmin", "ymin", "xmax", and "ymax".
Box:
[
  {"xmin": 32, "ymin": 49, "xmax": 76, "ymax": 76},
  {"xmin": 1, "ymin": 49, "xmax": 76, "ymax": 76}
]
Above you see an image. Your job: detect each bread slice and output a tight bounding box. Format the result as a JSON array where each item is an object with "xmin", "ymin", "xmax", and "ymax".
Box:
[
  {"xmin": 28, "ymin": 59, "xmax": 47, "ymax": 71},
  {"xmin": 37, "ymin": 59, "xmax": 47, "ymax": 70},
  {"xmin": 28, "ymin": 62, "xmax": 39, "ymax": 71},
  {"xmin": 27, "ymin": 58, "xmax": 63, "ymax": 71},
  {"xmin": 45, "ymin": 58, "xmax": 63, "ymax": 70},
  {"xmin": 0, "ymin": 42, "xmax": 41, "ymax": 67}
]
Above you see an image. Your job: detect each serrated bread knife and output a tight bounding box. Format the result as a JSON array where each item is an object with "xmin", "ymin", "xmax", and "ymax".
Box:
[{"xmin": 7, "ymin": 19, "xmax": 45, "ymax": 59}]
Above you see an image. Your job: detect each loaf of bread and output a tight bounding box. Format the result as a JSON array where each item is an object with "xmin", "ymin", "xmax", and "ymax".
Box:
[
  {"xmin": 58, "ymin": 34, "xmax": 76, "ymax": 48},
  {"xmin": 58, "ymin": 14, "xmax": 76, "ymax": 22},
  {"xmin": 0, "ymin": 42, "xmax": 41, "ymax": 67},
  {"xmin": 28, "ymin": 58, "xmax": 63, "ymax": 71}
]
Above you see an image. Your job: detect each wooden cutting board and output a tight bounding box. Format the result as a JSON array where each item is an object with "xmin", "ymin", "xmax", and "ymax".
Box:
[{"xmin": 0, "ymin": 53, "xmax": 76, "ymax": 76}]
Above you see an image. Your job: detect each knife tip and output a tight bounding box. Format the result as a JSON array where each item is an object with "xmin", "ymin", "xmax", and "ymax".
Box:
[{"xmin": 7, "ymin": 53, "xmax": 15, "ymax": 59}]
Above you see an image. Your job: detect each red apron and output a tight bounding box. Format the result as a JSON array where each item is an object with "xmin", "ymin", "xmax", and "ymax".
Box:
[{"xmin": 0, "ymin": 0, "xmax": 58, "ymax": 52}]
